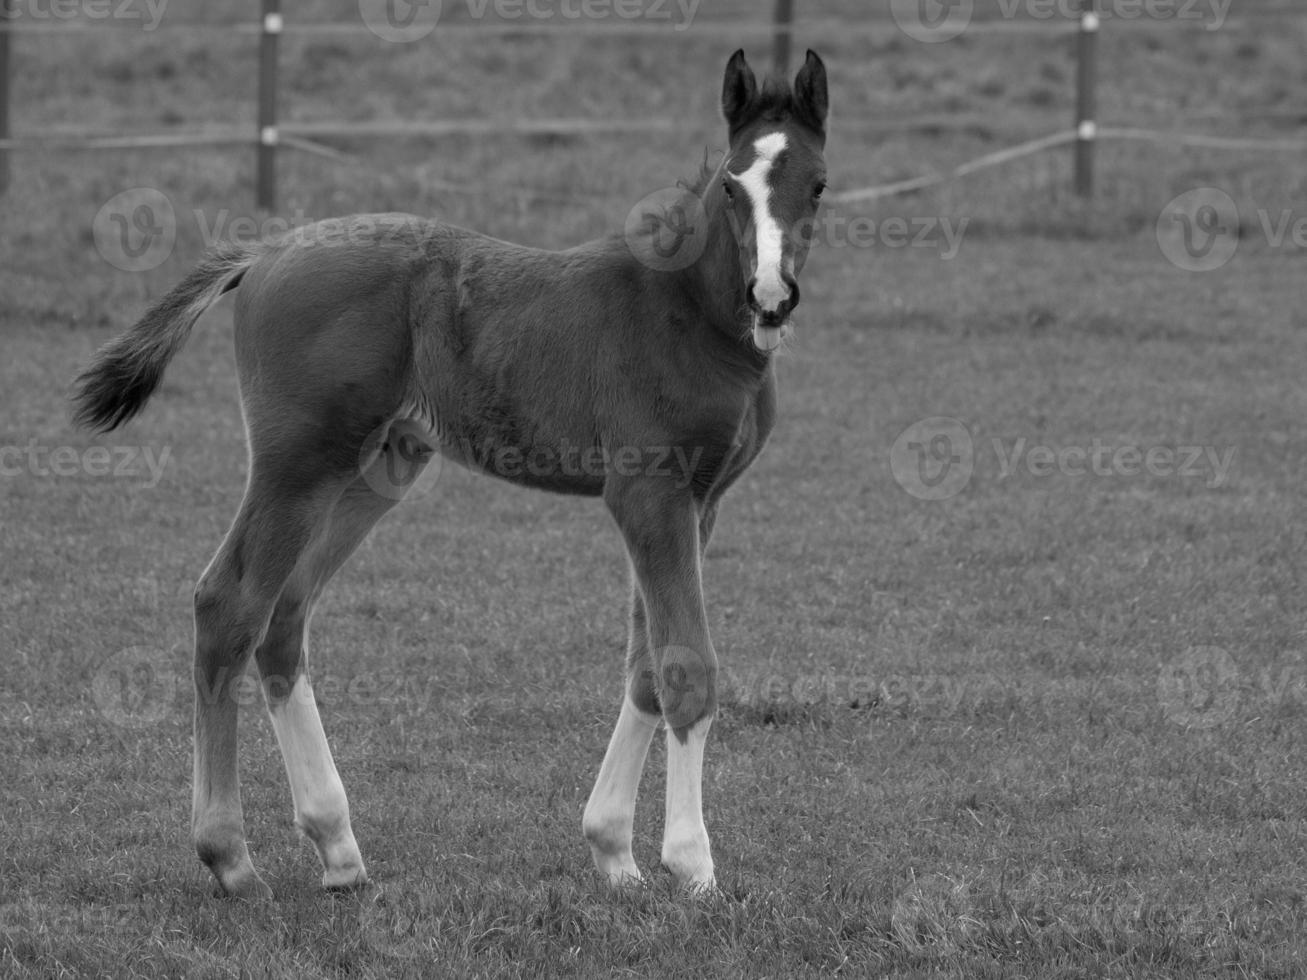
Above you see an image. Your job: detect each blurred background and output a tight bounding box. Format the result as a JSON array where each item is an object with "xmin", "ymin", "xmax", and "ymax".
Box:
[{"xmin": 1, "ymin": 0, "xmax": 1303, "ymax": 327}]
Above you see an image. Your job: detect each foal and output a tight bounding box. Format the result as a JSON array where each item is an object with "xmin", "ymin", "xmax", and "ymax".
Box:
[{"xmin": 73, "ymin": 49, "xmax": 829, "ymax": 897}]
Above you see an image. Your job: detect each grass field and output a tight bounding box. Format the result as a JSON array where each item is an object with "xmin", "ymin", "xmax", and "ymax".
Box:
[{"xmin": 3, "ymin": 1, "xmax": 1307, "ymax": 977}]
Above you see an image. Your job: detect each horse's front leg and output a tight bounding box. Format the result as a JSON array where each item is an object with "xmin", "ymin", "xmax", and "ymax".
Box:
[
  {"xmin": 602, "ymin": 475, "xmax": 718, "ymax": 891},
  {"xmin": 582, "ymin": 580, "xmax": 659, "ymax": 884}
]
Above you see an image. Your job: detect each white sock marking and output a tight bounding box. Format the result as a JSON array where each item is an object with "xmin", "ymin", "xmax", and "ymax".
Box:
[
  {"xmin": 729, "ymin": 132, "xmax": 790, "ymax": 314},
  {"xmin": 584, "ymin": 696, "xmax": 660, "ymax": 884},
  {"xmin": 662, "ymin": 715, "xmax": 715, "ymax": 890},
  {"xmin": 266, "ymin": 673, "xmax": 365, "ymax": 886}
]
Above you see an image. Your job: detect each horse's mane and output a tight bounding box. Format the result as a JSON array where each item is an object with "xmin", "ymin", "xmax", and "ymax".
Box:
[{"xmin": 682, "ymin": 150, "xmax": 723, "ymax": 198}]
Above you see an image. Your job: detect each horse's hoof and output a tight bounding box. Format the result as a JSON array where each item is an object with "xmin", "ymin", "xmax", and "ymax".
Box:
[
  {"xmin": 323, "ymin": 864, "xmax": 369, "ymax": 891},
  {"xmin": 218, "ymin": 871, "xmax": 274, "ymax": 901}
]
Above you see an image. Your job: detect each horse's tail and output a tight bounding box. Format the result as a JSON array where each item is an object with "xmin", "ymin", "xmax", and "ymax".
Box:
[{"xmin": 71, "ymin": 240, "xmax": 264, "ymax": 433}]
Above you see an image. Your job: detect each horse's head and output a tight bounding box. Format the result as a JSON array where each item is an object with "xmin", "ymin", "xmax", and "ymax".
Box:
[{"xmin": 719, "ymin": 48, "xmax": 829, "ymax": 352}]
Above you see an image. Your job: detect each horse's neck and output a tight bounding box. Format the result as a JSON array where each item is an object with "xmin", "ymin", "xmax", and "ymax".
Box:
[{"xmin": 688, "ymin": 196, "xmax": 749, "ymax": 335}]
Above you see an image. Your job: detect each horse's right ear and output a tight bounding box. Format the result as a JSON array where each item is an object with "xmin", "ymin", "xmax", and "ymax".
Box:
[{"xmin": 722, "ymin": 49, "xmax": 758, "ymax": 130}]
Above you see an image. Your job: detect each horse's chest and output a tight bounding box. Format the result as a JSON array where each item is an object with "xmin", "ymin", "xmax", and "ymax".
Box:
[{"xmin": 681, "ymin": 388, "xmax": 774, "ymax": 499}]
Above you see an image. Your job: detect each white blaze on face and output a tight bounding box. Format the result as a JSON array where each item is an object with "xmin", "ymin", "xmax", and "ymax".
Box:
[{"xmin": 729, "ymin": 131, "xmax": 790, "ymax": 349}]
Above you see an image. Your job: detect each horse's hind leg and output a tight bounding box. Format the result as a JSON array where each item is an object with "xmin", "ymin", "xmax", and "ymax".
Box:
[
  {"xmin": 254, "ymin": 455, "xmax": 418, "ymax": 890},
  {"xmin": 191, "ymin": 462, "xmax": 339, "ymax": 899},
  {"xmin": 583, "ymin": 579, "xmax": 660, "ymax": 884}
]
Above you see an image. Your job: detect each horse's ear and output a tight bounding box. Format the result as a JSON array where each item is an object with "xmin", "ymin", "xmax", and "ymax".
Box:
[
  {"xmin": 722, "ymin": 49, "xmax": 758, "ymax": 130},
  {"xmin": 794, "ymin": 50, "xmax": 829, "ymax": 134}
]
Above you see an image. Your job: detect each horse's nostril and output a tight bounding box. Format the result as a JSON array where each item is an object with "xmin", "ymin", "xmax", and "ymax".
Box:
[{"xmin": 782, "ymin": 272, "xmax": 800, "ymax": 311}]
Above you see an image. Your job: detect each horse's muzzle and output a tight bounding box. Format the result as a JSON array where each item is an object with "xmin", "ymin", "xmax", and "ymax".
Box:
[{"xmin": 748, "ymin": 272, "xmax": 799, "ymax": 351}]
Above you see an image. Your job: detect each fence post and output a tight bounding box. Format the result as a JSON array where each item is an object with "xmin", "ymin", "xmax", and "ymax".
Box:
[
  {"xmin": 0, "ymin": 2, "xmax": 12, "ymax": 198},
  {"xmin": 772, "ymin": 0, "xmax": 794, "ymax": 77},
  {"xmin": 1074, "ymin": 0, "xmax": 1099, "ymax": 197},
  {"xmin": 257, "ymin": 0, "xmax": 281, "ymax": 211}
]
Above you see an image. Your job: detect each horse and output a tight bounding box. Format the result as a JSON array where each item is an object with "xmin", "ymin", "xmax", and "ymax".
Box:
[{"xmin": 71, "ymin": 48, "xmax": 829, "ymax": 898}]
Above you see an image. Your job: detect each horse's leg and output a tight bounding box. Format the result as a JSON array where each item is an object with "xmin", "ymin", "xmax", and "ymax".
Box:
[
  {"xmin": 583, "ymin": 578, "xmax": 660, "ymax": 884},
  {"xmin": 191, "ymin": 461, "xmax": 340, "ymax": 899},
  {"xmin": 603, "ymin": 477, "xmax": 717, "ymax": 890},
  {"xmin": 254, "ymin": 451, "xmax": 416, "ymax": 890}
]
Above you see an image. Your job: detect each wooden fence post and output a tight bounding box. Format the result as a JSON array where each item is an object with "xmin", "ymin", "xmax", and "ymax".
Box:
[
  {"xmin": 1074, "ymin": 0, "xmax": 1099, "ymax": 197},
  {"xmin": 0, "ymin": 2, "xmax": 12, "ymax": 198},
  {"xmin": 257, "ymin": 0, "xmax": 281, "ymax": 211},
  {"xmin": 773, "ymin": 0, "xmax": 794, "ymax": 77}
]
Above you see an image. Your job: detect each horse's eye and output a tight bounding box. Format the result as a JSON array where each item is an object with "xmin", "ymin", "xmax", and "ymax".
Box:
[
  {"xmin": 722, "ymin": 179, "xmax": 735, "ymax": 202},
  {"xmin": 813, "ymin": 182, "xmax": 827, "ymax": 201}
]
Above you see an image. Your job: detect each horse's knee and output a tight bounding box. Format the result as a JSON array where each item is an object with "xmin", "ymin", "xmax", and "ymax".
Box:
[
  {"xmin": 254, "ymin": 595, "xmax": 309, "ymax": 691},
  {"xmin": 658, "ymin": 647, "xmax": 717, "ymax": 733}
]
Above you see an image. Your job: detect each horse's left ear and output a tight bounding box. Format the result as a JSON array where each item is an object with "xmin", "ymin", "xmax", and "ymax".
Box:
[{"xmin": 794, "ymin": 50, "xmax": 829, "ymax": 135}]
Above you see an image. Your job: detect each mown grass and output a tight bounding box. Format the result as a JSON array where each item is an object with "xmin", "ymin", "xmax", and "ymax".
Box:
[{"xmin": 3, "ymin": 2, "xmax": 1307, "ymax": 977}]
